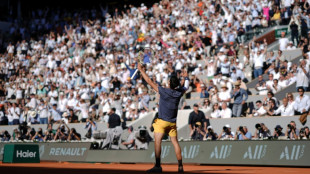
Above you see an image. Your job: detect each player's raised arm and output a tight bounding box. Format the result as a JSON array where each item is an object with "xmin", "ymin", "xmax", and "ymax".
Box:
[{"xmin": 137, "ymin": 63, "xmax": 158, "ymax": 92}]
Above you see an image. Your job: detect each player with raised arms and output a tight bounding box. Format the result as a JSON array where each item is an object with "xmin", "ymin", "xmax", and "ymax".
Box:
[{"xmin": 137, "ymin": 61, "xmax": 189, "ymax": 173}]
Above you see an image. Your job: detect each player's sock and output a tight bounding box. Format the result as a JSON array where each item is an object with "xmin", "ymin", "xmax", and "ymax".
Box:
[
  {"xmin": 178, "ymin": 160, "xmax": 183, "ymax": 173},
  {"xmin": 178, "ymin": 160, "xmax": 183, "ymax": 167},
  {"xmin": 155, "ymin": 158, "xmax": 161, "ymax": 167}
]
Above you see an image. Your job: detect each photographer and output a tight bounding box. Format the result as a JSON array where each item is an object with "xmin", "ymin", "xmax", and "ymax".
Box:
[
  {"xmin": 32, "ymin": 127, "xmax": 45, "ymax": 142},
  {"xmin": 54, "ymin": 122, "xmax": 69, "ymax": 141},
  {"xmin": 190, "ymin": 122, "xmax": 206, "ymax": 141},
  {"xmin": 273, "ymin": 125, "xmax": 285, "ymax": 139},
  {"xmin": 204, "ymin": 126, "xmax": 218, "ymax": 140},
  {"xmin": 121, "ymin": 126, "xmax": 136, "ymax": 149},
  {"xmin": 68, "ymin": 128, "xmax": 81, "ymax": 141},
  {"xmin": 235, "ymin": 126, "xmax": 252, "ymax": 140},
  {"xmin": 285, "ymin": 121, "xmax": 299, "ymax": 140},
  {"xmin": 254, "ymin": 123, "xmax": 271, "ymax": 139},
  {"xmin": 0, "ymin": 130, "xmax": 11, "ymax": 141},
  {"xmin": 218, "ymin": 124, "xmax": 235, "ymax": 140},
  {"xmin": 43, "ymin": 129, "xmax": 54, "ymax": 141},
  {"xmin": 299, "ymin": 126, "xmax": 310, "ymax": 140},
  {"xmin": 85, "ymin": 117, "xmax": 97, "ymax": 139},
  {"xmin": 188, "ymin": 104, "xmax": 207, "ymax": 137}
]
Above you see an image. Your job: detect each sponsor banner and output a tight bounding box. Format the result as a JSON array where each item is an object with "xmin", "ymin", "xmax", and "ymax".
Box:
[
  {"xmin": 0, "ymin": 142, "xmax": 91, "ymax": 162},
  {"xmin": 3, "ymin": 144, "xmax": 40, "ymax": 163},
  {"xmin": 1, "ymin": 141, "xmax": 310, "ymax": 166}
]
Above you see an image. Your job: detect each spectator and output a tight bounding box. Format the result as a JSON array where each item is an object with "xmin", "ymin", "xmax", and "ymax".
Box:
[
  {"xmin": 296, "ymin": 59, "xmax": 309, "ymax": 91},
  {"xmin": 10, "ymin": 102, "xmax": 20, "ymax": 125},
  {"xmin": 49, "ymin": 104, "xmax": 62, "ymax": 123},
  {"xmin": 235, "ymin": 126, "xmax": 252, "ymax": 140},
  {"xmin": 274, "ymin": 98, "xmax": 295, "ymax": 116},
  {"xmin": 251, "ymin": 100, "xmax": 267, "ymax": 117},
  {"xmin": 210, "ymin": 103, "xmax": 221, "ymax": 119},
  {"xmin": 218, "ymin": 84, "xmax": 231, "ymax": 107},
  {"xmin": 294, "ymin": 87, "xmax": 310, "ymax": 115},
  {"xmin": 273, "ymin": 125, "xmax": 285, "ymax": 139},
  {"xmin": 231, "ymin": 81, "xmax": 248, "ymax": 117},
  {"xmin": 199, "ymin": 84, "xmax": 209, "ymax": 98},
  {"xmin": 218, "ymin": 124, "xmax": 235, "ymax": 140},
  {"xmin": 279, "ymin": 32, "xmax": 290, "ymax": 51},
  {"xmin": 265, "ymin": 99, "xmax": 278, "ymax": 116},
  {"xmin": 188, "ymin": 104, "xmax": 206, "ymax": 136},
  {"xmin": 219, "ymin": 102, "xmax": 232, "ymax": 119},
  {"xmin": 68, "ymin": 109, "xmax": 79, "ymax": 123},
  {"xmin": 285, "ymin": 121, "xmax": 299, "ymax": 140}
]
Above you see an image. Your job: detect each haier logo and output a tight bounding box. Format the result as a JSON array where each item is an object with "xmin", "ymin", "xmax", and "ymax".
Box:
[
  {"xmin": 210, "ymin": 145, "xmax": 232, "ymax": 159},
  {"xmin": 16, "ymin": 150, "xmax": 37, "ymax": 158},
  {"xmin": 182, "ymin": 145, "xmax": 200, "ymax": 159},
  {"xmin": 243, "ymin": 145, "xmax": 267, "ymax": 160},
  {"xmin": 280, "ymin": 145, "xmax": 305, "ymax": 160},
  {"xmin": 151, "ymin": 145, "xmax": 171, "ymax": 159}
]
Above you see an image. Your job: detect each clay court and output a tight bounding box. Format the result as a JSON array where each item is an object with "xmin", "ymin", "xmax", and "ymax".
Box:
[{"xmin": 0, "ymin": 161, "xmax": 309, "ymax": 174}]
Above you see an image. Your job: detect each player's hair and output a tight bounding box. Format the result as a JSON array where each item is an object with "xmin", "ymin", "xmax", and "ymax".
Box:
[{"xmin": 169, "ymin": 75, "xmax": 180, "ymax": 89}]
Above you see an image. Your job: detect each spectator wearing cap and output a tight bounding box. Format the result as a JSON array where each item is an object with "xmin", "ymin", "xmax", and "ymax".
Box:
[
  {"xmin": 231, "ymin": 81, "xmax": 248, "ymax": 117},
  {"xmin": 199, "ymin": 83, "xmax": 209, "ymax": 98},
  {"xmin": 48, "ymin": 85, "xmax": 58, "ymax": 105},
  {"xmin": 190, "ymin": 121, "xmax": 205, "ymax": 141},
  {"xmin": 188, "ymin": 104, "xmax": 207, "ymax": 137},
  {"xmin": 286, "ymin": 41, "xmax": 296, "ymax": 50}
]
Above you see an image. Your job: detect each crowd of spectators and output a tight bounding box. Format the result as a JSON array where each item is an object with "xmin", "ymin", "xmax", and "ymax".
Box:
[{"xmin": 0, "ymin": 0, "xmax": 310, "ymax": 146}]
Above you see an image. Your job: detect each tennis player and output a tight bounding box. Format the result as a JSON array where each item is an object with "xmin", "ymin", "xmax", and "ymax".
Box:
[{"xmin": 137, "ymin": 63, "xmax": 189, "ymax": 173}]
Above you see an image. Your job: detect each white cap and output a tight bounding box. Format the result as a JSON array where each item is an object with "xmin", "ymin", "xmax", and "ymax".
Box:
[
  {"xmin": 225, "ymin": 124, "xmax": 231, "ymax": 128},
  {"xmin": 198, "ymin": 64, "xmax": 202, "ymax": 67},
  {"xmin": 207, "ymin": 126, "xmax": 212, "ymax": 129}
]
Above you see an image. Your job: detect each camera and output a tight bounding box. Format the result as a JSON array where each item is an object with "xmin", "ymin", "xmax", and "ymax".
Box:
[
  {"xmin": 208, "ymin": 128, "xmax": 212, "ymax": 133},
  {"xmin": 239, "ymin": 126, "xmax": 244, "ymax": 133},
  {"xmin": 255, "ymin": 123, "xmax": 262, "ymax": 130},
  {"xmin": 287, "ymin": 124, "xmax": 293, "ymax": 129},
  {"xmin": 300, "ymin": 128, "xmax": 305, "ymax": 134}
]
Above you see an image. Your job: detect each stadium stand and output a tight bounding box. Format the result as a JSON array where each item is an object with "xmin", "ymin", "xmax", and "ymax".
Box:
[{"xmin": 1, "ymin": 0, "xmax": 310, "ymax": 147}]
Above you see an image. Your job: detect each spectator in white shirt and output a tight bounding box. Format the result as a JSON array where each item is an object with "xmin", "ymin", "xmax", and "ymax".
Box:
[
  {"xmin": 210, "ymin": 103, "xmax": 221, "ymax": 118},
  {"xmin": 274, "ymin": 98, "xmax": 294, "ymax": 116},
  {"xmin": 269, "ymin": 79, "xmax": 282, "ymax": 94},
  {"xmin": 252, "ymin": 100, "xmax": 267, "ymax": 117},
  {"xmin": 279, "ymin": 32, "xmax": 289, "ymax": 51},
  {"xmin": 218, "ymin": 84, "xmax": 231, "ymax": 107},
  {"xmin": 38, "ymin": 99, "xmax": 50, "ymax": 124},
  {"xmin": 296, "ymin": 59, "xmax": 309, "ymax": 91},
  {"xmin": 294, "ymin": 87, "xmax": 310, "ymax": 115},
  {"xmin": 286, "ymin": 41, "xmax": 296, "ymax": 50},
  {"xmin": 58, "ymin": 93, "xmax": 68, "ymax": 115},
  {"xmin": 220, "ymin": 102, "xmax": 232, "ymax": 119},
  {"xmin": 10, "ymin": 102, "xmax": 20, "ymax": 125}
]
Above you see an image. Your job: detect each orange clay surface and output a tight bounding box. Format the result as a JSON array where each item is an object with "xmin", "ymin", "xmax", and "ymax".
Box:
[{"xmin": 0, "ymin": 161, "xmax": 309, "ymax": 174}]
